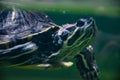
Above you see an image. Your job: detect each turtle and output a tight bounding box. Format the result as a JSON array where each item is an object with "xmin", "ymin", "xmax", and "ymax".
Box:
[{"xmin": 0, "ymin": 7, "xmax": 99, "ymax": 80}]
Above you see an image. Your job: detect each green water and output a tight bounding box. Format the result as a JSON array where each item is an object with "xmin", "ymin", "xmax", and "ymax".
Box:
[{"xmin": 0, "ymin": 1, "xmax": 120, "ymax": 80}]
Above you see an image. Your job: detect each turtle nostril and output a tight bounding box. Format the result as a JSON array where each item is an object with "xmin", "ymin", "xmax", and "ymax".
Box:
[
  {"xmin": 76, "ymin": 19, "xmax": 85, "ymax": 27},
  {"xmin": 87, "ymin": 17, "xmax": 93, "ymax": 23}
]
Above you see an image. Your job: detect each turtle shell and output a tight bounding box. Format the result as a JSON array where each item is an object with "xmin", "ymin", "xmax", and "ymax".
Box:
[{"xmin": 0, "ymin": 8, "xmax": 59, "ymax": 49}]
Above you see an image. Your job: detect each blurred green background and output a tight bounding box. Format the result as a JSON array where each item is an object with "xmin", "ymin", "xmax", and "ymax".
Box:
[{"xmin": 0, "ymin": 0, "xmax": 120, "ymax": 80}]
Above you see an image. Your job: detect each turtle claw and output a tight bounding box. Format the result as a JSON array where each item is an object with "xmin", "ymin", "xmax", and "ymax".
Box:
[
  {"xmin": 81, "ymin": 69, "xmax": 99, "ymax": 80},
  {"xmin": 61, "ymin": 61, "xmax": 73, "ymax": 67}
]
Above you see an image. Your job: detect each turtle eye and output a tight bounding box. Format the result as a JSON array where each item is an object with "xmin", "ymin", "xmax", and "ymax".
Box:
[{"xmin": 76, "ymin": 19, "xmax": 85, "ymax": 27}]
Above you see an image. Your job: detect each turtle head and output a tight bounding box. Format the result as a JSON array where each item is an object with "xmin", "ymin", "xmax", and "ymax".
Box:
[
  {"xmin": 65, "ymin": 17, "xmax": 97, "ymax": 46},
  {"xmin": 53, "ymin": 17, "xmax": 96, "ymax": 55}
]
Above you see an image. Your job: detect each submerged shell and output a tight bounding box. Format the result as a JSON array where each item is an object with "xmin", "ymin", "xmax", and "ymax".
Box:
[{"xmin": 0, "ymin": 8, "xmax": 59, "ymax": 49}]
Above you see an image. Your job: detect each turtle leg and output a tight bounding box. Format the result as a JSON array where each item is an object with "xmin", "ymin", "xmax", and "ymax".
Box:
[{"xmin": 75, "ymin": 45, "xmax": 99, "ymax": 80}]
